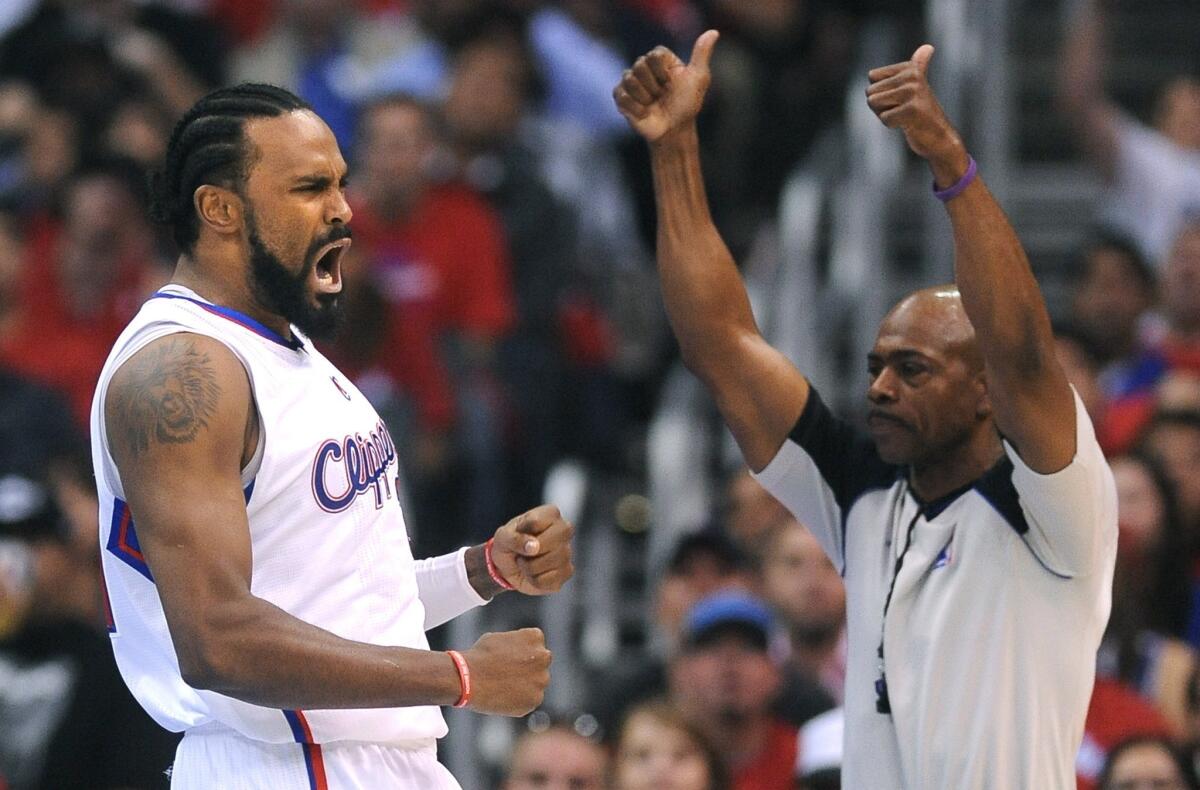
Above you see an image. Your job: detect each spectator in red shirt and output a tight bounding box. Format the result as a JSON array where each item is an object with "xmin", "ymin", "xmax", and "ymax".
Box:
[
  {"xmin": 335, "ymin": 93, "xmax": 516, "ymax": 555},
  {"xmin": 669, "ymin": 592, "xmax": 797, "ymax": 790},
  {"xmin": 1077, "ymin": 679, "xmax": 1175, "ymax": 790},
  {"xmin": 0, "ymin": 162, "xmax": 168, "ymax": 424}
]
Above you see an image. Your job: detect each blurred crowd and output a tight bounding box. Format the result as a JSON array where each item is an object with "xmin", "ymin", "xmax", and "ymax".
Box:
[{"xmin": 0, "ymin": 0, "xmax": 1199, "ymax": 788}]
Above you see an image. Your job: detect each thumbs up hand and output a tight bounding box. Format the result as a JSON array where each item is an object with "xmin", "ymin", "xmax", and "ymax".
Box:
[
  {"xmin": 613, "ymin": 30, "xmax": 720, "ymax": 143},
  {"xmin": 866, "ymin": 45, "xmax": 970, "ymax": 186}
]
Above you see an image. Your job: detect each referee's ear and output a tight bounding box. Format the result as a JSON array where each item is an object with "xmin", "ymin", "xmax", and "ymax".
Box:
[{"xmin": 974, "ymin": 371, "xmax": 993, "ymax": 420}]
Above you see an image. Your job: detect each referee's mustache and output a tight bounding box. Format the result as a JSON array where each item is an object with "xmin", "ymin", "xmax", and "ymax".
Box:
[{"xmin": 866, "ymin": 408, "xmax": 913, "ymax": 431}]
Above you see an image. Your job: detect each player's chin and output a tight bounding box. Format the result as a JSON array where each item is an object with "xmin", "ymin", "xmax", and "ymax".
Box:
[{"xmin": 298, "ymin": 295, "xmax": 344, "ymax": 341}]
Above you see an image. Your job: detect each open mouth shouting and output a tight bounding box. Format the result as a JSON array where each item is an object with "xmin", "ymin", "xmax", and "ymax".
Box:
[{"xmin": 311, "ymin": 237, "xmax": 351, "ymax": 295}]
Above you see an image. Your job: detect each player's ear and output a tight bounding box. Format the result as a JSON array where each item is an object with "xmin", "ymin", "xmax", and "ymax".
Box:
[{"xmin": 194, "ymin": 184, "xmax": 245, "ymax": 238}]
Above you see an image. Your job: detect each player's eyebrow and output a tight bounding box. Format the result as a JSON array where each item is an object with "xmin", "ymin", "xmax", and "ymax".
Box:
[{"xmin": 292, "ymin": 171, "xmax": 350, "ymax": 189}]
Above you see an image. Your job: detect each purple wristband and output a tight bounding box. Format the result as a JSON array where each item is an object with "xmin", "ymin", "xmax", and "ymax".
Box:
[{"xmin": 932, "ymin": 156, "xmax": 977, "ymax": 202}]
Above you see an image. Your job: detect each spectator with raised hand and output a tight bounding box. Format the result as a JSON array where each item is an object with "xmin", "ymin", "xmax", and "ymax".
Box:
[
  {"xmin": 0, "ymin": 0, "xmax": 224, "ymax": 121},
  {"xmin": 1058, "ymin": 0, "xmax": 1200, "ymax": 267}
]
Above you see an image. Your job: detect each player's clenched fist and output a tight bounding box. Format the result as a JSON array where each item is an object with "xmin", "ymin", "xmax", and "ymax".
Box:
[
  {"xmin": 865, "ymin": 45, "xmax": 967, "ymax": 175},
  {"xmin": 489, "ymin": 504, "xmax": 574, "ymax": 596},
  {"xmin": 613, "ymin": 30, "xmax": 719, "ymax": 142},
  {"xmin": 462, "ymin": 628, "xmax": 552, "ymax": 716}
]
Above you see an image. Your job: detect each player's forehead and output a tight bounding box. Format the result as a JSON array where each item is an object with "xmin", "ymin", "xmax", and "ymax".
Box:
[{"xmin": 243, "ymin": 110, "xmax": 347, "ymax": 184}]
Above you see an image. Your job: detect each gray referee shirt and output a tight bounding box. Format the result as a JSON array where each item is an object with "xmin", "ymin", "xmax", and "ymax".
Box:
[{"xmin": 754, "ymin": 387, "xmax": 1117, "ymax": 789}]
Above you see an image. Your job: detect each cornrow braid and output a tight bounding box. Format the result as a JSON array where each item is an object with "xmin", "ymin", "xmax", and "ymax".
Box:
[{"xmin": 148, "ymin": 83, "xmax": 311, "ymax": 253}]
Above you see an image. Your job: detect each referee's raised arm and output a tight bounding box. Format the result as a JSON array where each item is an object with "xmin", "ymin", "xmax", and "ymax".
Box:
[
  {"xmin": 867, "ymin": 45, "xmax": 1077, "ymax": 474},
  {"xmin": 613, "ymin": 31, "xmax": 811, "ymax": 472}
]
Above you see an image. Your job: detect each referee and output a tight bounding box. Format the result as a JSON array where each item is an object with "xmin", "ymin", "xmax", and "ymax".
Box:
[{"xmin": 615, "ymin": 34, "xmax": 1117, "ymax": 789}]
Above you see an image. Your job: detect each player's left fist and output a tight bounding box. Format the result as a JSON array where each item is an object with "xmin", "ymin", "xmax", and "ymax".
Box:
[
  {"xmin": 490, "ymin": 504, "xmax": 575, "ymax": 595},
  {"xmin": 866, "ymin": 45, "xmax": 967, "ymax": 175}
]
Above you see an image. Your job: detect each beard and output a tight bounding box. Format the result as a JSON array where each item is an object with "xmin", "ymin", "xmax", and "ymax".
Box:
[{"xmin": 244, "ymin": 209, "xmax": 347, "ymax": 341}]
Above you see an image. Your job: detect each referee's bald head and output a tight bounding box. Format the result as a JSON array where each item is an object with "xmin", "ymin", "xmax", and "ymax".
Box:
[{"xmin": 883, "ymin": 286, "xmax": 982, "ymax": 374}]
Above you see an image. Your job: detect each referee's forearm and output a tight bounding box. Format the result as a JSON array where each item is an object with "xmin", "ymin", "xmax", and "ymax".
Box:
[
  {"xmin": 650, "ymin": 125, "xmax": 762, "ymax": 373},
  {"xmin": 944, "ymin": 174, "xmax": 1056, "ymax": 375}
]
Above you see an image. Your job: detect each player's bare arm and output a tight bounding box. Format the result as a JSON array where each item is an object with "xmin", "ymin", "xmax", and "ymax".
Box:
[
  {"xmin": 867, "ymin": 46, "xmax": 1076, "ymax": 473},
  {"xmin": 106, "ymin": 332, "xmax": 550, "ymax": 716},
  {"xmin": 614, "ymin": 32, "xmax": 810, "ymax": 472}
]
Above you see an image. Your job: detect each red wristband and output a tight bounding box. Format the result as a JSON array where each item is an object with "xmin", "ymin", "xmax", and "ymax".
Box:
[
  {"xmin": 447, "ymin": 650, "xmax": 471, "ymax": 708},
  {"xmin": 484, "ymin": 538, "xmax": 517, "ymax": 591}
]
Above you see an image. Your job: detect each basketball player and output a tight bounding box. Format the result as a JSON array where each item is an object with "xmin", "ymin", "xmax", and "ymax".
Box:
[
  {"xmin": 615, "ymin": 35, "xmax": 1117, "ymax": 788},
  {"xmin": 91, "ymin": 84, "xmax": 574, "ymax": 789}
]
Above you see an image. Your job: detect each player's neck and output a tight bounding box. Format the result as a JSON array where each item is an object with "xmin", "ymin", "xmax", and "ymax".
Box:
[
  {"xmin": 170, "ymin": 257, "xmax": 293, "ymax": 339},
  {"xmin": 908, "ymin": 427, "xmax": 1004, "ymax": 503}
]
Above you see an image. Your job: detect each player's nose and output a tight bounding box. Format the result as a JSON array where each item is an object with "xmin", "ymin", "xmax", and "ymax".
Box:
[{"xmin": 327, "ymin": 188, "xmax": 352, "ymax": 226}]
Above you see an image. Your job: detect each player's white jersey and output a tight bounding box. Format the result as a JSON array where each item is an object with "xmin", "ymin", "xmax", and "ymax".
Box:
[{"xmin": 90, "ymin": 284, "xmax": 445, "ymax": 749}]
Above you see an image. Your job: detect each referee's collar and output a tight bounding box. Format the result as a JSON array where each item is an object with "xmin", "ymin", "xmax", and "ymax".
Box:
[{"xmin": 905, "ymin": 455, "xmax": 1009, "ymax": 520}]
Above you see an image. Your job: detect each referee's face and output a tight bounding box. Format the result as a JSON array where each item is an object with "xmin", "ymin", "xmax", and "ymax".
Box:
[{"xmin": 866, "ymin": 289, "xmax": 988, "ymax": 468}]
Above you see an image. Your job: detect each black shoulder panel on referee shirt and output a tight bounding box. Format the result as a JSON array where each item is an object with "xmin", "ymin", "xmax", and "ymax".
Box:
[
  {"xmin": 788, "ymin": 387, "xmax": 899, "ymax": 512},
  {"xmin": 973, "ymin": 456, "xmax": 1029, "ymax": 535}
]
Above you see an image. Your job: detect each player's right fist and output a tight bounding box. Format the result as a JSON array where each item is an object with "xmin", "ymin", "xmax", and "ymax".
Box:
[
  {"xmin": 462, "ymin": 628, "xmax": 552, "ymax": 717},
  {"xmin": 613, "ymin": 30, "xmax": 719, "ymax": 143}
]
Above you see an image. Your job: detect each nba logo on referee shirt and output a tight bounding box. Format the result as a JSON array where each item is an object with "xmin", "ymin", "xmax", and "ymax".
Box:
[
  {"xmin": 331, "ymin": 376, "xmax": 351, "ymax": 401},
  {"xmin": 932, "ymin": 540, "xmax": 953, "ymax": 569}
]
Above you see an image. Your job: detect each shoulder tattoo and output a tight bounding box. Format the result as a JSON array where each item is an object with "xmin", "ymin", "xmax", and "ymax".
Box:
[{"xmin": 113, "ymin": 338, "xmax": 222, "ymax": 456}]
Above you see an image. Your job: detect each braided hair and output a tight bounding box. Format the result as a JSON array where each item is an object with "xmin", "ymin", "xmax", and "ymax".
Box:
[{"xmin": 148, "ymin": 83, "xmax": 311, "ymax": 253}]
